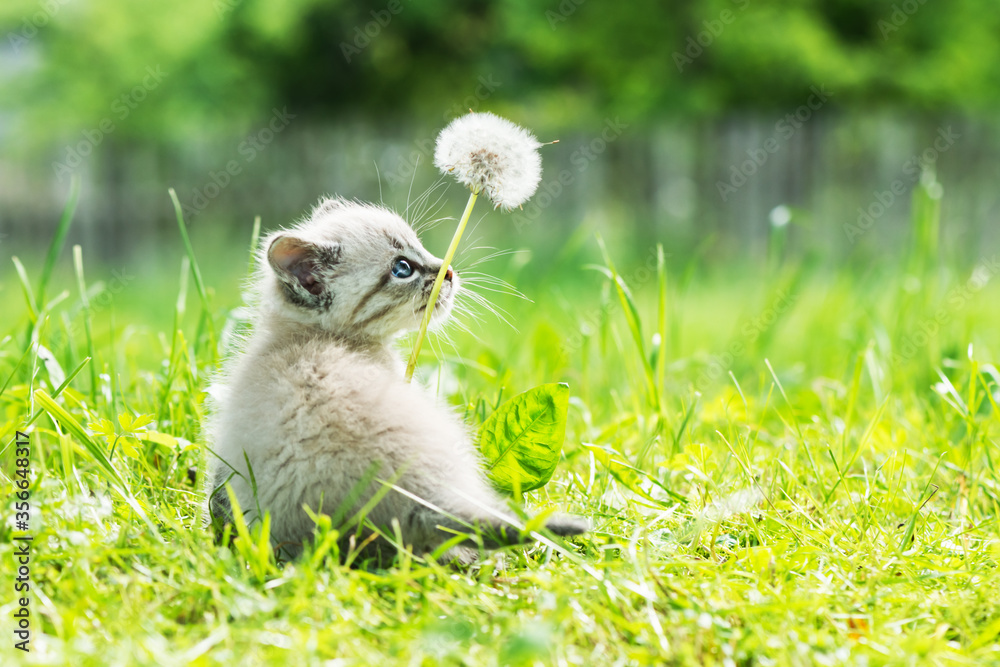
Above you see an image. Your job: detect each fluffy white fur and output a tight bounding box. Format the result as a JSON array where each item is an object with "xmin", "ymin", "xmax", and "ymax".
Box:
[{"xmin": 203, "ymin": 197, "xmax": 585, "ymax": 563}]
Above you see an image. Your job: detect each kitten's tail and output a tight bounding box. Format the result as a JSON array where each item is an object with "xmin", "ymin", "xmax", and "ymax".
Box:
[
  {"xmin": 419, "ymin": 509, "xmax": 589, "ymax": 550},
  {"xmin": 542, "ymin": 514, "xmax": 591, "ymax": 538}
]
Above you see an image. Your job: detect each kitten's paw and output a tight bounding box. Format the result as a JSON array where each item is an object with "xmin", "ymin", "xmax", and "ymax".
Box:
[
  {"xmin": 543, "ymin": 514, "xmax": 590, "ymax": 537},
  {"xmin": 440, "ymin": 545, "xmax": 481, "ymax": 566}
]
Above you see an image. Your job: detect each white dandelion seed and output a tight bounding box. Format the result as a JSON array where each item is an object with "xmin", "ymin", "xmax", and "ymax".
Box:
[
  {"xmin": 434, "ymin": 112, "xmax": 543, "ymax": 211},
  {"xmin": 405, "ymin": 111, "xmax": 548, "ymax": 381}
]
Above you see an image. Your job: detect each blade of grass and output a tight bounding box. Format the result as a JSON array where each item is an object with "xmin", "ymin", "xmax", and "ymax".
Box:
[
  {"xmin": 0, "ymin": 356, "xmax": 89, "ymax": 470},
  {"xmin": 11, "ymin": 257, "xmax": 39, "ymax": 323},
  {"xmin": 73, "ymin": 245, "xmax": 99, "ymax": 407},
  {"xmin": 37, "ymin": 174, "xmax": 81, "ymax": 307},
  {"xmin": 823, "ymin": 395, "xmax": 889, "ymax": 504},
  {"xmin": 110, "ymin": 308, "xmax": 120, "ymax": 420},
  {"xmin": 0, "ymin": 341, "xmax": 35, "ymax": 402},
  {"xmin": 593, "ymin": 234, "xmax": 659, "ymax": 410},
  {"xmin": 33, "ymin": 389, "xmax": 125, "ymax": 487},
  {"xmin": 34, "ymin": 389, "xmax": 160, "ymax": 535},
  {"xmin": 223, "ymin": 485, "xmax": 259, "ymax": 571},
  {"xmin": 898, "ymin": 481, "xmax": 940, "ymax": 554},
  {"xmin": 655, "ymin": 243, "xmax": 668, "ymax": 398},
  {"xmin": 671, "ymin": 393, "xmax": 699, "ymax": 456},
  {"xmin": 20, "ymin": 356, "xmax": 92, "ymax": 430},
  {"xmin": 158, "ymin": 257, "xmax": 190, "ymax": 421},
  {"xmin": 168, "ymin": 187, "xmax": 216, "ymax": 362},
  {"xmin": 764, "ymin": 359, "xmax": 824, "ymax": 497},
  {"xmin": 840, "ymin": 348, "xmax": 865, "ymax": 462}
]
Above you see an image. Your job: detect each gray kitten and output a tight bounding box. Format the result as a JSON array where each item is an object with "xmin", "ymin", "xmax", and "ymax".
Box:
[{"xmin": 203, "ymin": 197, "xmax": 587, "ymax": 563}]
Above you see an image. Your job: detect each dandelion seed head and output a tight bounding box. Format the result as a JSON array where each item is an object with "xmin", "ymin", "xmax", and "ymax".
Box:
[
  {"xmin": 769, "ymin": 205, "xmax": 792, "ymax": 228},
  {"xmin": 434, "ymin": 112, "xmax": 543, "ymax": 211}
]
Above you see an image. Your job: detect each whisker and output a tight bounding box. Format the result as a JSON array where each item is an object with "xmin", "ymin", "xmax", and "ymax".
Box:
[
  {"xmin": 411, "ymin": 180, "xmax": 451, "ymax": 233},
  {"xmin": 411, "ymin": 183, "xmax": 445, "ymax": 224},
  {"xmin": 414, "ymin": 213, "xmax": 455, "ymax": 235},
  {"xmin": 460, "ymin": 271, "xmax": 524, "ymax": 285},
  {"xmin": 462, "ymin": 209, "xmax": 491, "ymax": 245},
  {"xmin": 373, "ymin": 160, "xmax": 384, "ymax": 205},
  {"xmin": 404, "ymin": 154, "xmax": 422, "ymax": 221},
  {"xmin": 460, "ymin": 282, "xmax": 533, "ymax": 302},
  {"xmin": 459, "ymin": 274, "xmax": 531, "ymax": 300},
  {"xmin": 447, "ymin": 314, "xmax": 476, "ymax": 337},
  {"xmin": 460, "ymin": 279, "xmax": 527, "ymax": 294},
  {"xmin": 459, "ymin": 290, "xmax": 519, "ymax": 332},
  {"xmin": 407, "ymin": 179, "xmax": 446, "ymax": 231},
  {"xmin": 458, "ymin": 248, "xmax": 528, "ymax": 270},
  {"xmin": 459, "ymin": 271, "xmax": 520, "ymax": 281},
  {"xmin": 428, "ymin": 326, "xmax": 467, "ymax": 372},
  {"xmin": 451, "ymin": 300, "xmax": 486, "ymax": 328}
]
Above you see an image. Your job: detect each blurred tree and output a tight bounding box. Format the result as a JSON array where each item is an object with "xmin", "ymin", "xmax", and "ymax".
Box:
[{"xmin": 2, "ymin": 0, "xmax": 998, "ymax": 146}]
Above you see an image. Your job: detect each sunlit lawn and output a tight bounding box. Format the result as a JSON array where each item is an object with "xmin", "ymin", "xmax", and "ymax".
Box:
[{"xmin": 2, "ymin": 181, "xmax": 999, "ymax": 666}]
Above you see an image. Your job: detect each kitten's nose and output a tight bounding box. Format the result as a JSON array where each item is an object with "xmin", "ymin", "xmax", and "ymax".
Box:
[{"xmin": 445, "ymin": 266, "xmax": 454, "ymax": 282}]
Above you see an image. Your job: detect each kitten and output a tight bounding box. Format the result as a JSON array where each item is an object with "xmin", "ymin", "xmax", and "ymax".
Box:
[{"xmin": 203, "ymin": 196, "xmax": 587, "ymax": 563}]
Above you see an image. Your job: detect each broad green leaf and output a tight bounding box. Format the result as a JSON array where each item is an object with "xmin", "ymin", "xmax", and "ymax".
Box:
[
  {"xmin": 88, "ymin": 418, "xmax": 117, "ymax": 440},
  {"xmin": 131, "ymin": 413, "xmax": 155, "ymax": 430},
  {"xmin": 118, "ymin": 436, "xmax": 140, "ymax": 459},
  {"xmin": 139, "ymin": 430, "xmax": 182, "ymax": 450},
  {"xmin": 479, "ymin": 383, "xmax": 569, "ymax": 494},
  {"xmin": 118, "ymin": 412, "xmax": 134, "ymax": 432}
]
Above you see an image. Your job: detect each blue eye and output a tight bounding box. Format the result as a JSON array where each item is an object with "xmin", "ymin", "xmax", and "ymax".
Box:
[{"xmin": 391, "ymin": 258, "xmax": 414, "ymax": 278}]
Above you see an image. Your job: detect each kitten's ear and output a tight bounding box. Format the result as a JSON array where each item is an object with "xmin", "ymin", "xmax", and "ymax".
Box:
[
  {"xmin": 267, "ymin": 234, "xmax": 339, "ymax": 302},
  {"xmin": 311, "ymin": 196, "xmax": 346, "ymax": 217}
]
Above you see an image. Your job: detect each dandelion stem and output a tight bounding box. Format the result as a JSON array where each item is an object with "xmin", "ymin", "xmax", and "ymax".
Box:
[{"xmin": 405, "ymin": 189, "xmax": 479, "ymax": 381}]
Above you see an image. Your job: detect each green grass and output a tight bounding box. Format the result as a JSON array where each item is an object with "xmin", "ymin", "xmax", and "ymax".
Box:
[{"xmin": 2, "ymin": 180, "xmax": 999, "ymax": 666}]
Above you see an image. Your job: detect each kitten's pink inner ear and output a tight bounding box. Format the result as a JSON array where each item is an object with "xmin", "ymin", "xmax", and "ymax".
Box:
[{"xmin": 269, "ymin": 236, "xmax": 323, "ymax": 295}]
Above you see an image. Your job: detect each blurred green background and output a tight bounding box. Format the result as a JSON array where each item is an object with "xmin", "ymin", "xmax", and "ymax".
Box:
[
  {"xmin": 2, "ymin": 0, "xmax": 999, "ymax": 269},
  {"xmin": 4, "ymin": 5, "xmax": 1000, "ymax": 662}
]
